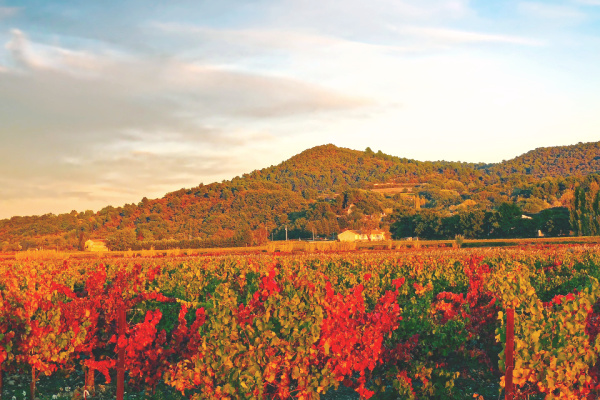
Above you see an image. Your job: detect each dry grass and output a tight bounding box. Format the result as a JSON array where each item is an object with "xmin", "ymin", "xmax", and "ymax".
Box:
[
  {"xmin": 15, "ymin": 249, "xmax": 70, "ymax": 260},
  {"xmin": 10, "ymin": 236, "xmax": 600, "ymax": 261}
]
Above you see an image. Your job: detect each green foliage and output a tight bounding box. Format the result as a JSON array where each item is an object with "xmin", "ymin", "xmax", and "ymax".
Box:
[
  {"xmin": 570, "ymin": 175, "xmax": 600, "ymax": 236},
  {"xmin": 106, "ymin": 228, "xmax": 137, "ymax": 251},
  {"xmin": 391, "ymin": 204, "xmax": 558, "ymax": 240},
  {"xmin": 490, "ymin": 141, "xmax": 600, "ymax": 178}
]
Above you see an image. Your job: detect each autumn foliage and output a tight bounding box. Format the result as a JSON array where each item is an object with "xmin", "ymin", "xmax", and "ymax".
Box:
[{"xmin": 2, "ymin": 245, "xmax": 600, "ymax": 399}]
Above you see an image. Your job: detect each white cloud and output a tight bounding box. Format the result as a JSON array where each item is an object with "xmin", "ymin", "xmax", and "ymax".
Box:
[
  {"xmin": 153, "ymin": 23, "xmax": 342, "ymax": 49},
  {"xmin": 0, "ymin": 28, "xmax": 373, "ymax": 217},
  {"xmin": 573, "ymin": 0, "xmax": 600, "ymax": 5},
  {"xmin": 5, "ymin": 29, "xmax": 117, "ymax": 77},
  {"xmin": 518, "ymin": 2, "xmax": 586, "ymax": 22},
  {"xmin": 152, "ymin": 0, "xmax": 480, "ymax": 58},
  {"xmin": 161, "ymin": 61, "xmax": 370, "ymax": 119},
  {"xmin": 398, "ymin": 26, "xmax": 545, "ymax": 46},
  {"xmin": 3, "ymin": 29, "xmax": 367, "ymax": 119},
  {"xmin": 152, "ymin": 23, "xmax": 415, "ymax": 64},
  {"xmin": 263, "ymin": 0, "xmax": 473, "ymax": 32},
  {"xmin": 5, "ymin": 29, "xmax": 32, "ymax": 67}
]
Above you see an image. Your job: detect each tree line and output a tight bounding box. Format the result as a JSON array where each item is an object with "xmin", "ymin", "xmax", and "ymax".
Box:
[{"xmin": 390, "ymin": 204, "xmax": 570, "ymax": 240}]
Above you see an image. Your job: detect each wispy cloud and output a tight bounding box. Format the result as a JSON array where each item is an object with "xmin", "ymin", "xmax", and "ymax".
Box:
[
  {"xmin": 0, "ymin": 6, "xmax": 18, "ymax": 19},
  {"xmin": 0, "ymin": 27, "xmax": 371, "ymax": 217},
  {"xmin": 163, "ymin": 62, "xmax": 370, "ymax": 118},
  {"xmin": 396, "ymin": 26, "xmax": 544, "ymax": 46},
  {"xmin": 5, "ymin": 29, "xmax": 119, "ymax": 77},
  {"xmin": 262, "ymin": 0, "xmax": 474, "ymax": 34},
  {"xmin": 0, "ymin": 149, "xmax": 249, "ymax": 217},
  {"xmin": 573, "ymin": 0, "xmax": 600, "ymax": 6},
  {"xmin": 3, "ymin": 29, "xmax": 368, "ymax": 119},
  {"xmin": 518, "ymin": 2, "xmax": 587, "ymax": 22},
  {"xmin": 151, "ymin": 23, "xmax": 415, "ymax": 62}
]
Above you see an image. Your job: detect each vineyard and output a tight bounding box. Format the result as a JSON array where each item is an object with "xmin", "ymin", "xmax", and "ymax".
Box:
[{"xmin": 2, "ymin": 246, "xmax": 600, "ymax": 399}]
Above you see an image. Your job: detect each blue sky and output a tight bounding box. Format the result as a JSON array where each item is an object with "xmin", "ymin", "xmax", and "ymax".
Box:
[{"xmin": 1, "ymin": 0, "xmax": 599, "ymax": 218}]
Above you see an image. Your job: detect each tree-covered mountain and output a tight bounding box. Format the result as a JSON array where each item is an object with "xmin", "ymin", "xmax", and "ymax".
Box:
[
  {"xmin": 488, "ymin": 141, "xmax": 600, "ymax": 178},
  {"xmin": 1, "ymin": 141, "xmax": 599, "ymax": 250},
  {"xmin": 247, "ymin": 144, "xmax": 483, "ymax": 192}
]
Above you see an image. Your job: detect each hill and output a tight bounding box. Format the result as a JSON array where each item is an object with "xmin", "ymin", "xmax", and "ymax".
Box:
[
  {"xmin": 489, "ymin": 141, "xmax": 600, "ymax": 178},
  {"xmin": 1, "ymin": 141, "xmax": 599, "ymax": 251},
  {"xmin": 246, "ymin": 144, "xmax": 477, "ymax": 192}
]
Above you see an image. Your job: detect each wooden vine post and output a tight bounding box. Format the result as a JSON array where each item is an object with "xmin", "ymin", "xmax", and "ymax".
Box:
[
  {"xmin": 84, "ymin": 360, "xmax": 95, "ymax": 390},
  {"xmin": 116, "ymin": 303, "xmax": 126, "ymax": 400},
  {"xmin": 505, "ymin": 308, "xmax": 515, "ymax": 400},
  {"xmin": 30, "ymin": 367, "xmax": 36, "ymax": 400}
]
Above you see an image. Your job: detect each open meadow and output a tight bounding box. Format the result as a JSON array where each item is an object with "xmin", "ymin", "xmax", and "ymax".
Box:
[{"xmin": 2, "ymin": 244, "xmax": 600, "ymax": 399}]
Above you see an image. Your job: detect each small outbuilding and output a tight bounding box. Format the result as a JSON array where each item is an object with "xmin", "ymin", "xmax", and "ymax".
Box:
[
  {"xmin": 368, "ymin": 229, "xmax": 386, "ymax": 241},
  {"xmin": 84, "ymin": 239, "xmax": 108, "ymax": 252},
  {"xmin": 338, "ymin": 230, "xmax": 364, "ymax": 242},
  {"xmin": 337, "ymin": 229, "xmax": 387, "ymax": 242}
]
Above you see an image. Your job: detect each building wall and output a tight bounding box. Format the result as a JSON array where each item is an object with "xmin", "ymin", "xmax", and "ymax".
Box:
[
  {"xmin": 85, "ymin": 240, "xmax": 108, "ymax": 252},
  {"xmin": 339, "ymin": 230, "xmax": 386, "ymax": 242},
  {"xmin": 338, "ymin": 231, "xmax": 359, "ymax": 242}
]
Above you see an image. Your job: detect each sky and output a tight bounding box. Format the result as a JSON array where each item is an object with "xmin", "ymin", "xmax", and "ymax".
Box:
[{"xmin": 1, "ymin": 0, "xmax": 599, "ymax": 219}]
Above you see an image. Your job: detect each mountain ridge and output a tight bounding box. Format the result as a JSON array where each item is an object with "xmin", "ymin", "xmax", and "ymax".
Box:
[{"xmin": 1, "ymin": 140, "xmax": 599, "ymax": 251}]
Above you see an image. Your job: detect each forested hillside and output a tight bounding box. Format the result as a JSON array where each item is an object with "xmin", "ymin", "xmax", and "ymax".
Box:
[
  {"xmin": 488, "ymin": 141, "xmax": 600, "ymax": 178},
  {"xmin": 1, "ymin": 142, "xmax": 599, "ymax": 251},
  {"xmin": 247, "ymin": 144, "xmax": 484, "ymax": 192}
]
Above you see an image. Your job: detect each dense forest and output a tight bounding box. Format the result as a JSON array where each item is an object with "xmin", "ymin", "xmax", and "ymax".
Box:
[{"xmin": 1, "ymin": 142, "xmax": 599, "ymax": 251}]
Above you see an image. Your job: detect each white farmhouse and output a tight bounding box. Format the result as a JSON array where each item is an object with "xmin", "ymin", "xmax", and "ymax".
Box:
[{"xmin": 337, "ymin": 229, "xmax": 387, "ymax": 242}]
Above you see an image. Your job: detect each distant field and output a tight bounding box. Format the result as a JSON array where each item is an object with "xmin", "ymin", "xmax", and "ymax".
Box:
[{"xmin": 3, "ymin": 236, "xmax": 600, "ymax": 260}]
